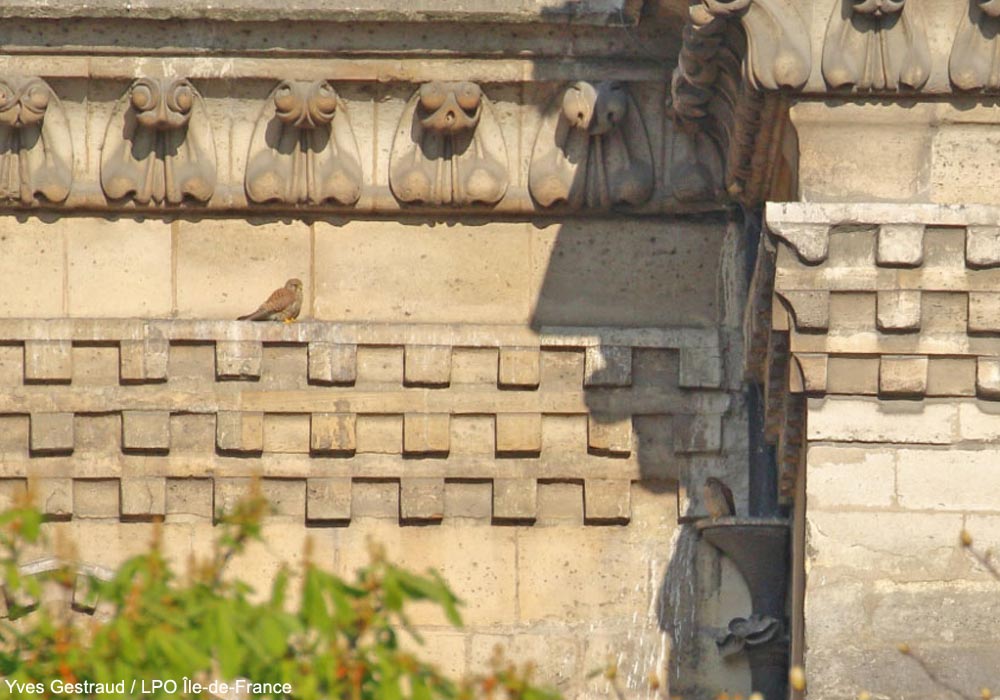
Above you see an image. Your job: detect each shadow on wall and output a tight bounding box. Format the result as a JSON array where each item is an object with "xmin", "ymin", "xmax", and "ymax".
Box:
[{"xmin": 528, "ymin": 208, "xmax": 751, "ymax": 698}]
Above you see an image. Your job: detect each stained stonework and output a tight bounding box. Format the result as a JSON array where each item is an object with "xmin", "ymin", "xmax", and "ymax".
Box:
[{"xmin": 0, "ymin": 2, "xmax": 759, "ymax": 697}]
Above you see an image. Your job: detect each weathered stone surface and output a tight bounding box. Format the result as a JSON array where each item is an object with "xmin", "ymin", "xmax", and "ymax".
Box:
[
  {"xmin": 215, "ymin": 340, "xmax": 263, "ymax": 379},
  {"xmin": 586, "ymin": 415, "xmax": 632, "ymax": 455},
  {"xmin": 120, "ymin": 477, "xmax": 167, "ymax": 518},
  {"xmin": 310, "ymin": 412, "xmax": 357, "ymax": 454},
  {"xmin": 493, "ymin": 478, "xmax": 537, "ymax": 521},
  {"xmin": 495, "ymin": 413, "xmax": 542, "ymax": 455},
  {"xmin": 583, "ymin": 479, "xmax": 630, "ymax": 523},
  {"xmin": 584, "ymin": 345, "xmax": 632, "ymax": 387},
  {"xmin": 403, "ymin": 345, "xmax": 451, "ymax": 387},
  {"xmin": 308, "ymin": 342, "xmax": 357, "ymax": 385},
  {"xmin": 306, "ymin": 477, "xmax": 352, "ymax": 522},
  {"xmin": 121, "ymin": 410, "xmax": 171, "ymax": 452},
  {"xmin": 30, "ymin": 412, "xmax": 74, "ymax": 453},
  {"xmin": 498, "ymin": 347, "xmax": 540, "ymax": 389},
  {"xmin": 806, "ymin": 446, "xmax": 895, "ymax": 509},
  {"xmin": 24, "ymin": 340, "xmax": 72, "ymax": 383},
  {"xmin": 402, "ymin": 413, "xmax": 450, "ymax": 455},
  {"xmin": 807, "ymin": 398, "xmax": 957, "ymax": 444},
  {"xmin": 216, "ymin": 411, "xmax": 264, "ymax": 453},
  {"xmin": 399, "ymin": 478, "xmax": 445, "ymax": 522}
]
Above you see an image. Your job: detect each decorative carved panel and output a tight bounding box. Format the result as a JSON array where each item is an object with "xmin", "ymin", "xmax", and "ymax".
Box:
[
  {"xmin": 245, "ymin": 80, "xmax": 362, "ymax": 206},
  {"xmin": 950, "ymin": 0, "xmax": 1000, "ymax": 91},
  {"xmin": 0, "ymin": 77, "xmax": 72, "ymax": 205},
  {"xmin": 389, "ymin": 81, "xmax": 508, "ymax": 206},
  {"xmin": 100, "ymin": 77, "xmax": 216, "ymax": 205},
  {"xmin": 822, "ymin": 0, "xmax": 930, "ymax": 91},
  {"xmin": 529, "ymin": 81, "xmax": 653, "ymax": 210}
]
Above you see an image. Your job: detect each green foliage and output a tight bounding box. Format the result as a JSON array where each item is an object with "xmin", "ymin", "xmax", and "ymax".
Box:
[{"xmin": 0, "ymin": 494, "xmax": 559, "ymax": 700}]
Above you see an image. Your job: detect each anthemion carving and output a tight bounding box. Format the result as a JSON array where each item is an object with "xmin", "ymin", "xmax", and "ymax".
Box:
[
  {"xmin": 389, "ymin": 81, "xmax": 508, "ymax": 206},
  {"xmin": 688, "ymin": 0, "xmax": 811, "ymax": 91},
  {"xmin": 245, "ymin": 80, "xmax": 362, "ymax": 206},
  {"xmin": 0, "ymin": 77, "xmax": 72, "ymax": 205},
  {"xmin": 822, "ymin": 0, "xmax": 930, "ymax": 91},
  {"xmin": 950, "ymin": 0, "xmax": 1000, "ymax": 90},
  {"xmin": 529, "ymin": 81, "xmax": 653, "ymax": 210},
  {"xmin": 101, "ymin": 77, "xmax": 216, "ymax": 205}
]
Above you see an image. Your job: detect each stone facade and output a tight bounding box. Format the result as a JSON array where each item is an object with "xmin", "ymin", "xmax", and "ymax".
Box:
[
  {"xmin": 8, "ymin": 0, "xmax": 1000, "ymax": 697},
  {"xmin": 0, "ymin": 2, "xmax": 755, "ymax": 698}
]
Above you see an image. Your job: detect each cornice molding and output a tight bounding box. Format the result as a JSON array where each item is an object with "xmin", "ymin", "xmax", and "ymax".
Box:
[{"xmin": 764, "ymin": 202, "xmax": 1000, "ymax": 401}]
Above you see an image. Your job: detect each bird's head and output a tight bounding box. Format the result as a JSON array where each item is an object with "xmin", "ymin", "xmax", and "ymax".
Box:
[{"xmin": 285, "ymin": 278, "xmax": 304, "ymax": 292}]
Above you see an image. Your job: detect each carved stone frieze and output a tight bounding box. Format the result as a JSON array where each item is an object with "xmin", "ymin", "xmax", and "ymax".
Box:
[
  {"xmin": 528, "ymin": 81, "xmax": 652, "ymax": 210},
  {"xmin": 389, "ymin": 81, "xmax": 508, "ymax": 206},
  {"xmin": 100, "ymin": 77, "xmax": 216, "ymax": 205},
  {"xmin": 0, "ymin": 77, "xmax": 72, "ymax": 205},
  {"xmin": 950, "ymin": 0, "xmax": 1000, "ymax": 91},
  {"xmin": 245, "ymin": 80, "xmax": 362, "ymax": 206},
  {"xmin": 688, "ymin": 0, "xmax": 811, "ymax": 92},
  {"xmin": 822, "ymin": 0, "xmax": 930, "ymax": 91}
]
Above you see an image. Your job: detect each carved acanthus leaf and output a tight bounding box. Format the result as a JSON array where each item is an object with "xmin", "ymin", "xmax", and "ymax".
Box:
[
  {"xmin": 100, "ymin": 77, "xmax": 216, "ymax": 205},
  {"xmin": 0, "ymin": 77, "xmax": 73, "ymax": 205},
  {"xmin": 950, "ymin": 0, "xmax": 1000, "ymax": 90},
  {"xmin": 389, "ymin": 81, "xmax": 508, "ymax": 206},
  {"xmin": 822, "ymin": 0, "xmax": 930, "ymax": 91},
  {"xmin": 245, "ymin": 81, "xmax": 362, "ymax": 206},
  {"xmin": 529, "ymin": 81, "xmax": 653, "ymax": 210},
  {"xmin": 693, "ymin": 0, "xmax": 811, "ymax": 91}
]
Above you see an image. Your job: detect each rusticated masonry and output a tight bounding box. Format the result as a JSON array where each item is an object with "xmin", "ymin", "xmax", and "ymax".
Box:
[{"xmin": 0, "ymin": 320, "xmax": 728, "ymax": 524}]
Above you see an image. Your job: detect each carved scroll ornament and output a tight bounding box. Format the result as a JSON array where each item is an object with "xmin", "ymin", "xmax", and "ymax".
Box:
[
  {"xmin": 689, "ymin": 0, "xmax": 811, "ymax": 91},
  {"xmin": 389, "ymin": 81, "xmax": 508, "ymax": 206},
  {"xmin": 245, "ymin": 80, "xmax": 362, "ymax": 205},
  {"xmin": 0, "ymin": 77, "xmax": 72, "ymax": 205},
  {"xmin": 100, "ymin": 77, "xmax": 216, "ymax": 205},
  {"xmin": 822, "ymin": 0, "xmax": 930, "ymax": 91},
  {"xmin": 529, "ymin": 81, "xmax": 653, "ymax": 210},
  {"xmin": 950, "ymin": 0, "xmax": 1000, "ymax": 90}
]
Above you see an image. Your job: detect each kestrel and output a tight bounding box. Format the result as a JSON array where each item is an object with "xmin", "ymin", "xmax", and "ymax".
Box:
[
  {"xmin": 703, "ymin": 476, "xmax": 735, "ymax": 520},
  {"xmin": 237, "ymin": 278, "xmax": 303, "ymax": 322}
]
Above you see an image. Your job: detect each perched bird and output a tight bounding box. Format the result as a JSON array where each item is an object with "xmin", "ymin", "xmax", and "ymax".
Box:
[
  {"xmin": 703, "ymin": 476, "xmax": 735, "ymax": 520},
  {"xmin": 237, "ymin": 278, "xmax": 303, "ymax": 322}
]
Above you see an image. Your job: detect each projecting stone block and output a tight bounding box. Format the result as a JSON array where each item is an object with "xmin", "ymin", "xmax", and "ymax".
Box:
[
  {"xmin": 400, "ymin": 478, "xmax": 445, "ymax": 522},
  {"xmin": 495, "ymin": 413, "xmax": 542, "ymax": 455},
  {"xmin": 587, "ymin": 415, "xmax": 632, "ymax": 455},
  {"xmin": 977, "ymin": 357, "xmax": 1000, "ymax": 398},
  {"xmin": 310, "ymin": 413, "xmax": 357, "ymax": 453},
  {"xmin": 120, "ymin": 477, "xmax": 167, "ymax": 518},
  {"xmin": 877, "ymin": 290, "xmax": 921, "ymax": 331},
  {"xmin": 493, "ymin": 478, "xmax": 537, "ymax": 521},
  {"xmin": 584, "ymin": 346, "xmax": 632, "ymax": 387},
  {"xmin": 776, "ymin": 291, "xmax": 829, "ymax": 331},
  {"xmin": 119, "ymin": 337, "xmax": 169, "ymax": 382},
  {"xmin": 879, "ymin": 355, "xmax": 928, "ymax": 396},
  {"xmin": 876, "ymin": 223, "xmax": 924, "ymax": 266},
  {"xmin": 678, "ymin": 347, "xmax": 723, "ymax": 388},
  {"xmin": 306, "ymin": 477, "xmax": 352, "ymax": 522},
  {"xmin": 403, "ymin": 413, "xmax": 450, "ymax": 455},
  {"xmin": 308, "ymin": 342, "xmax": 357, "ymax": 385},
  {"xmin": 215, "ymin": 340, "xmax": 263, "ymax": 379},
  {"xmin": 673, "ymin": 414, "xmax": 722, "ymax": 454},
  {"xmin": 216, "ymin": 411, "xmax": 264, "ymax": 453},
  {"xmin": 498, "ymin": 347, "xmax": 540, "ymax": 388},
  {"xmin": 792, "ymin": 353, "xmax": 828, "ymax": 393},
  {"xmin": 30, "ymin": 412, "xmax": 74, "ymax": 454},
  {"xmin": 32, "ymin": 478, "xmax": 73, "ymax": 517},
  {"xmin": 24, "ymin": 340, "xmax": 72, "ymax": 383},
  {"xmin": 584, "ymin": 479, "xmax": 631, "ymax": 523},
  {"xmin": 121, "ymin": 411, "xmax": 170, "ymax": 452},
  {"xmin": 966, "ymin": 225, "xmax": 1000, "ymax": 268},
  {"xmin": 404, "ymin": 345, "xmax": 452, "ymax": 386},
  {"xmin": 969, "ymin": 293, "xmax": 1000, "ymax": 332}
]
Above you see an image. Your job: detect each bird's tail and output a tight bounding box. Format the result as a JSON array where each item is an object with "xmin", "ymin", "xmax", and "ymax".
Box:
[{"xmin": 237, "ymin": 310, "xmax": 266, "ymax": 321}]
